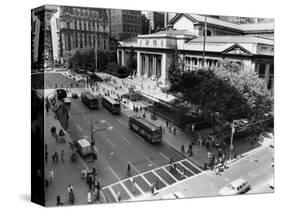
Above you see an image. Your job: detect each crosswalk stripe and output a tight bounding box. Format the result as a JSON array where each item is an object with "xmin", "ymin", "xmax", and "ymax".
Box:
[
  {"xmin": 151, "ymin": 170, "xmax": 168, "ymax": 186},
  {"xmin": 140, "ymin": 175, "xmax": 153, "ymax": 187},
  {"xmin": 108, "ymin": 187, "xmax": 118, "ymax": 202},
  {"xmin": 161, "ymin": 167, "xmax": 179, "ymax": 182},
  {"xmin": 120, "ymin": 182, "xmax": 135, "ymax": 199},
  {"xmin": 134, "ymin": 181, "xmax": 145, "ymax": 195},
  {"xmin": 179, "ymin": 161, "xmax": 196, "ymax": 175}
]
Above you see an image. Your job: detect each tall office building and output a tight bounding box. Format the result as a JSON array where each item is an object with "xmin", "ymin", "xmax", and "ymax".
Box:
[
  {"xmin": 144, "ymin": 12, "xmax": 165, "ymax": 32},
  {"xmin": 59, "ymin": 6, "xmax": 110, "ymax": 57},
  {"xmin": 110, "ymin": 9, "xmax": 142, "ymax": 40}
]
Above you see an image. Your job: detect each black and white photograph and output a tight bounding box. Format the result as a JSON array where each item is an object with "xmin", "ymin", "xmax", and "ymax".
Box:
[{"xmin": 30, "ymin": 3, "xmax": 275, "ymax": 207}]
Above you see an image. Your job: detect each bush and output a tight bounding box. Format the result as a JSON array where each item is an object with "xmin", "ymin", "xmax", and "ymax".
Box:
[{"xmin": 105, "ymin": 63, "xmax": 131, "ymax": 78}]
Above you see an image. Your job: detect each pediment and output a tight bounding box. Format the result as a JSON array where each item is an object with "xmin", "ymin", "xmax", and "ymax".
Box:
[{"xmin": 222, "ymin": 44, "xmax": 252, "ymax": 56}]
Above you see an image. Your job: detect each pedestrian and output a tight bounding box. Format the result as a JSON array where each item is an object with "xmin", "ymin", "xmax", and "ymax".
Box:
[
  {"xmin": 127, "ymin": 163, "xmax": 131, "ymax": 176},
  {"xmin": 48, "ymin": 169, "xmax": 54, "ymax": 182},
  {"xmin": 166, "ymin": 120, "xmax": 168, "ymax": 128},
  {"xmin": 96, "ymin": 182, "xmax": 101, "ymax": 201},
  {"xmin": 56, "ymin": 195, "xmax": 63, "ymax": 206},
  {"xmin": 67, "ymin": 185, "xmax": 74, "ymax": 193},
  {"xmin": 60, "ymin": 150, "xmax": 64, "ymax": 161},
  {"xmin": 45, "ymin": 179, "xmax": 49, "ymax": 190},
  {"xmin": 173, "ymin": 127, "xmax": 176, "ymax": 136},
  {"xmin": 151, "ymin": 184, "xmax": 155, "ymax": 195},
  {"xmin": 173, "ymin": 163, "xmax": 177, "ymax": 172},
  {"xmin": 181, "ymin": 145, "xmax": 185, "ymax": 153},
  {"xmin": 45, "ymin": 151, "xmax": 48, "ymax": 164},
  {"xmin": 117, "ymin": 192, "xmax": 121, "ymax": 202},
  {"xmin": 169, "ymin": 156, "xmax": 174, "ymax": 165},
  {"xmin": 69, "ymin": 190, "xmax": 75, "ymax": 205},
  {"xmin": 54, "ymin": 152, "xmax": 59, "ymax": 163},
  {"xmin": 87, "ymin": 191, "xmax": 92, "ymax": 204},
  {"xmin": 181, "ymin": 169, "xmax": 185, "ymax": 179},
  {"xmin": 52, "ymin": 153, "xmax": 56, "ymax": 163},
  {"xmin": 155, "ymin": 179, "xmax": 159, "ymax": 190},
  {"xmin": 143, "ymin": 113, "xmax": 146, "ymax": 118}
]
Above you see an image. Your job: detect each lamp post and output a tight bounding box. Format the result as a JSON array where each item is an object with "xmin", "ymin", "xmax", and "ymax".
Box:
[
  {"xmin": 91, "ymin": 119, "xmax": 106, "ymax": 145},
  {"xmin": 229, "ymin": 121, "xmax": 235, "ymax": 161}
]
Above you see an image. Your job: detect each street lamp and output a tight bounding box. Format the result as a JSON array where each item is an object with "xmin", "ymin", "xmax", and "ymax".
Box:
[{"xmin": 91, "ymin": 119, "xmax": 106, "ymax": 145}]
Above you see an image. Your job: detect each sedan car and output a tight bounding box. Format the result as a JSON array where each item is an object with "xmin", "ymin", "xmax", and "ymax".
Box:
[{"xmin": 219, "ymin": 178, "xmax": 251, "ymax": 195}]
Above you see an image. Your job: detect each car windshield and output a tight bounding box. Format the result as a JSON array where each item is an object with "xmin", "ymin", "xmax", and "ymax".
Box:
[{"xmin": 227, "ymin": 184, "xmax": 236, "ymax": 190}]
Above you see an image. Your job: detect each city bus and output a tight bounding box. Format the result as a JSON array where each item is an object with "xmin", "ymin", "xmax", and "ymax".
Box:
[
  {"xmin": 129, "ymin": 115, "xmax": 162, "ymax": 143},
  {"xmin": 81, "ymin": 92, "xmax": 99, "ymax": 109},
  {"xmin": 102, "ymin": 96, "xmax": 121, "ymax": 114}
]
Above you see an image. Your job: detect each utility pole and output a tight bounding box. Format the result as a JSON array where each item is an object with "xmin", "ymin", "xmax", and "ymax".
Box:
[
  {"xmin": 95, "ymin": 23, "xmax": 98, "ymax": 72},
  {"xmin": 202, "ymin": 16, "xmax": 207, "ymax": 69},
  {"xmin": 91, "ymin": 119, "xmax": 94, "ymax": 145},
  {"xmin": 229, "ymin": 121, "xmax": 235, "ymax": 161}
]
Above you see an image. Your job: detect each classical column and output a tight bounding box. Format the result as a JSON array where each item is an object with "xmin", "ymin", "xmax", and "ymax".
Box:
[
  {"xmin": 121, "ymin": 49, "xmax": 125, "ymax": 66},
  {"xmin": 144, "ymin": 55, "xmax": 149, "ymax": 78},
  {"xmin": 137, "ymin": 52, "xmax": 142, "ymax": 76},
  {"xmin": 152, "ymin": 56, "xmax": 157, "ymax": 77},
  {"xmin": 264, "ymin": 64, "xmax": 270, "ymax": 87}
]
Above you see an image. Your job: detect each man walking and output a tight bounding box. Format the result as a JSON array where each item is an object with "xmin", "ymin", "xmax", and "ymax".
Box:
[
  {"xmin": 60, "ymin": 150, "xmax": 64, "ymax": 162},
  {"xmin": 48, "ymin": 169, "xmax": 54, "ymax": 182}
]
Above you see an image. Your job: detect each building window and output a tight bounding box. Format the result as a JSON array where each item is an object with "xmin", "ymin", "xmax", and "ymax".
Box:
[{"xmin": 259, "ymin": 64, "xmax": 266, "ymax": 78}]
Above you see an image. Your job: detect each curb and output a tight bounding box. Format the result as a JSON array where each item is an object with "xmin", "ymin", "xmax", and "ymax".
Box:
[{"xmin": 164, "ymin": 142, "xmax": 205, "ymax": 170}]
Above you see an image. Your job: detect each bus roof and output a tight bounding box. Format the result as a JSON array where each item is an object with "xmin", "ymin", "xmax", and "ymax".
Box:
[
  {"xmin": 103, "ymin": 96, "xmax": 119, "ymax": 105},
  {"xmin": 130, "ymin": 115, "xmax": 160, "ymax": 131},
  {"xmin": 82, "ymin": 92, "xmax": 97, "ymax": 100}
]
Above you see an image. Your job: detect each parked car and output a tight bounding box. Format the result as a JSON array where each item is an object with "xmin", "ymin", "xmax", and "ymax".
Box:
[{"xmin": 219, "ymin": 178, "xmax": 251, "ymax": 195}]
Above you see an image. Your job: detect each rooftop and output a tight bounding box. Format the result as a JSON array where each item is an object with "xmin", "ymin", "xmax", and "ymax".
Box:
[{"xmin": 189, "ymin": 35, "xmax": 273, "ymax": 45}]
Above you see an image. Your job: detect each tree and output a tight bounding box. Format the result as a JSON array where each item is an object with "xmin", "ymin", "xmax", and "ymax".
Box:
[
  {"xmin": 127, "ymin": 47, "xmax": 137, "ymax": 75},
  {"xmin": 68, "ymin": 48, "xmax": 116, "ymax": 72},
  {"xmin": 168, "ymin": 59, "xmax": 273, "ymax": 134}
]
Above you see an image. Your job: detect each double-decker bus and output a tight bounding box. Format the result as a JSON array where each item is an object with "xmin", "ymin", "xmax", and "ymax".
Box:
[
  {"xmin": 102, "ymin": 96, "xmax": 121, "ymax": 114},
  {"xmin": 129, "ymin": 115, "xmax": 162, "ymax": 143},
  {"xmin": 81, "ymin": 92, "xmax": 99, "ymax": 109}
]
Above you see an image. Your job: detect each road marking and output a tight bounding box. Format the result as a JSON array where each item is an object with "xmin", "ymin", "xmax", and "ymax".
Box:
[
  {"xmin": 117, "ymin": 119, "xmax": 127, "ymax": 125},
  {"xmin": 179, "ymin": 161, "xmax": 196, "ymax": 175},
  {"xmin": 108, "ymin": 187, "xmax": 118, "ymax": 202},
  {"xmin": 121, "ymin": 136, "xmax": 131, "ymax": 144},
  {"xmin": 145, "ymin": 156, "xmax": 156, "ymax": 167},
  {"xmin": 120, "ymin": 182, "xmax": 134, "ymax": 199},
  {"xmin": 159, "ymin": 152, "xmax": 170, "ymax": 161},
  {"xmin": 80, "ymin": 158, "xmax": 90, "ymax": 172},
  {"xmin": 76, "ymin": 124, "xmax": 83, "ymax": 132},
  {"xmin": 128, "ymin": 161, "xmax": 140, "ymax": 174},
  {"xmin": 162, "ymin": 167, "xmax": 179, "ymax": 182},
  {"xmin": 108, "ymin": 166, "xmax": 121, "ymax": 181},
  {"xmin": 105, "ymin": 137, "xmax": 116, "ymax": 148},
  {"xmin": 151, "ymin": 170, "xmax": 168, "ymax": 186},
  {"xmin": 134, "ymin": 181, "xmax": 145, "ymax": 195}
]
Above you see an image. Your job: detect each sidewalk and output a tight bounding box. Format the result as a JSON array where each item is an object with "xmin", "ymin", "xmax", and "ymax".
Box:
[{"xmin": 44, "ymin": 93, "xmax": 107, "ymax": 206}]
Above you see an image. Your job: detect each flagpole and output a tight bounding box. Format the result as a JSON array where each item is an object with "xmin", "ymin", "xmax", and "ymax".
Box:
[{"xmin": 202, "ymin": 16, "xmax": 207, "ymax": 69}]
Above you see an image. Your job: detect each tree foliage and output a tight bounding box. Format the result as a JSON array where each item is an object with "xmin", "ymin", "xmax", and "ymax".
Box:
[
  {"xmin": 168, "ymin": 57, "xmax": 273, "ymax": 126},
  {"xmin": 67, "ymin": 48, "xmax": 116, "ymax": 72}
]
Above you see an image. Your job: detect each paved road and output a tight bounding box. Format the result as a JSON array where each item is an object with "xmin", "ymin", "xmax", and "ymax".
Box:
[
  {"xmin": 67, "ymin": 91, "xmax": 202, "ymax": 202},
  {"xmin": 44, "ymin": 73, "xmax": 203, "ymax": 202}
]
